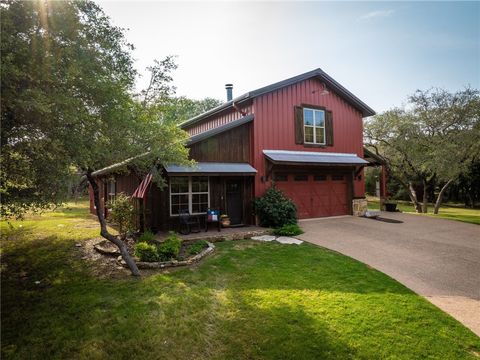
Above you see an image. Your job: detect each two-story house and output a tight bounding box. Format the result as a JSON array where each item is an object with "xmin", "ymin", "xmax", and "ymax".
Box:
[{"xmin": 90, "ymin": 68, "xmax": 384, "ymax": 231}]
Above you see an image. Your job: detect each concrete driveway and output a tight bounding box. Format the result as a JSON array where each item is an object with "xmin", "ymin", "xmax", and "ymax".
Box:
[{"xmin": 298, "ymin": 212, "xmax": 480, "ymax": 336}]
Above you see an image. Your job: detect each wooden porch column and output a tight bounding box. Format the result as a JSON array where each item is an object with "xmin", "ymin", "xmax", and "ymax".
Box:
[
  {"xmin": 379, "ymin": 165, "xmax": 387, "ymax": 210},
  {"xmin": 380, "ymin": 165, "xmax": 387, "ymax": 198}
]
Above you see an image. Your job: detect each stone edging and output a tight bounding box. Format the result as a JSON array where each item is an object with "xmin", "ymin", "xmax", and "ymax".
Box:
[{"xmin": 119, "ymin": 242, "xmax": 215, "ymax": 269}]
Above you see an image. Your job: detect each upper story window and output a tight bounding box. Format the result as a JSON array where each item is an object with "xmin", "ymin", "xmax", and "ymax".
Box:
[
  {"xmin": 303, "ymin": 108, "xmax": 325, "ymax": 145},
  {"xmin": 170, "ymin": 176, "xmax": 209, "ymax": 216}
]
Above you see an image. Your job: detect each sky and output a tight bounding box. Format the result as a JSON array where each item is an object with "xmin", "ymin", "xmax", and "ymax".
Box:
[{"xmin": 97, "ymin": 1, "xmax": 480, "ymax": 113}]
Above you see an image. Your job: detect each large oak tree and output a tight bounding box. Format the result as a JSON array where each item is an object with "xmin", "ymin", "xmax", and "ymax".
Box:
[{"xmin": 1, "ymin": 0, "xmax": 190, "ymax": 275}]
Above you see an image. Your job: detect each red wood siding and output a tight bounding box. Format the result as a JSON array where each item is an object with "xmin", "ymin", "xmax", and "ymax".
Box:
[
  {"xmin": 252, "ymin": 78, "xmax": 365, "ymax": 198},
  {"xmin": 116, "ymin": 173, "xmax": 140, "ymax": 195},
  {"xmin": 184, "ymin": 103, "xmax": 253, "ymax": 136}
]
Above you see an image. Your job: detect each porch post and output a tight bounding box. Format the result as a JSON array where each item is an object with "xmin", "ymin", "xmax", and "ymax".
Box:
[{"xmin": 380, "ymin": 165, "xmax": 387, "ymax": 210}]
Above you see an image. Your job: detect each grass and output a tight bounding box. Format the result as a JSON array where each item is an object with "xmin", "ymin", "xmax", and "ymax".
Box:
[
  {"xmin": 1, "ymin": 201, "xmax": 479, "ymax": 359},
  {"xmin": 367, "ymin": 196, "xmax": 480, "ymax": 225}
]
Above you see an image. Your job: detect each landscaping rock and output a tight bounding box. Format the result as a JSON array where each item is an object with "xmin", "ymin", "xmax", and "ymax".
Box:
[
  {"xmin": 365, "ymin": 211, "xmax": 380, "ymax": 219},
  {"xmin": 251, "ymin": 235, "xmax": 276, "ymax": 242},
  {"xmin": 128, "ymin": 242, "xmax": 216, "ymax": 270},
  {"xmin": 94, "ymin": 240, "xmax": 121, "ymax": 256},
  {"xmin": 276, "ymin": 236, "xmax": 303, "ymax": 245}
]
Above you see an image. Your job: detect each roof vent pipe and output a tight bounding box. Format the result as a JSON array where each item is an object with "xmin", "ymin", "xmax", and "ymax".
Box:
[{"xmin": 225, "ymin": 84, "xmax": 233, "ymax": 102}]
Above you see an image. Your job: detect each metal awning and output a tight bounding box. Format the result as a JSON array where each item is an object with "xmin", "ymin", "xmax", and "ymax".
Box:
[
  {"xmin": 164, "ymin": 162, "xmax": 257, "ymax": 175},
  {"xmin": 263, "ymin": 150, "xmax": 368, "ymax": 166}
]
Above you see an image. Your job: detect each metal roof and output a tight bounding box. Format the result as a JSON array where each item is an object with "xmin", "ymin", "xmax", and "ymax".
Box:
[
  {"xmin": 164, "ymin": 162, "xmax": 257, "ymax": 175},
  {"xmin": 179, "ymin": 68, "xmax": 376, "ymax": 129},
  {"xmin": 187, "ymin": 114, "xmax": 254, "ymax": 146},
  {"xmin": 263, "ymin": 150, "xmax": 368, "ymax": 165}
]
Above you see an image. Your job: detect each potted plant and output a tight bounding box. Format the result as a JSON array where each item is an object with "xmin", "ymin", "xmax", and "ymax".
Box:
[
  {"xmin": 220, "ymin": 214, "xmax": 231, "ymax": 227},
  {"xmin": 383, "ymin": 198, "xmax": 397, "ymax": 212}
]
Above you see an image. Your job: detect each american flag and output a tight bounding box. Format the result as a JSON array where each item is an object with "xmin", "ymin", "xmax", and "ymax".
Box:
[{"xmin": 132, "ymin": 171, "xmax": 153, "ymax": 199}]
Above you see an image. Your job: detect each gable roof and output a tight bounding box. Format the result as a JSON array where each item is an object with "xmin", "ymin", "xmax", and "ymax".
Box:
[{"xmin": 180, "ymin": 68, "xmax": 376, "ymax": 129}]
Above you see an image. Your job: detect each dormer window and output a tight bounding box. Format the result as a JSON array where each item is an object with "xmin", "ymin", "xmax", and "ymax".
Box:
[{"xmin": 303, "ymin": 108, "xmax": 325, "ymax": 145}]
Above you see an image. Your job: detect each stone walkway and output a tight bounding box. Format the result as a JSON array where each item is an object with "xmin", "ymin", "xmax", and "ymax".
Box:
[{"xmin": 251, "ymin": 235, "xmax": 303, "ymax": 245}]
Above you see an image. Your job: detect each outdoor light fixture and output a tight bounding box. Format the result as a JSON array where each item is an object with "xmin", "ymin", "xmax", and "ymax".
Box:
[{"xmin": 312, "ymin": 82, "xmax": 330, "ymax": 95}]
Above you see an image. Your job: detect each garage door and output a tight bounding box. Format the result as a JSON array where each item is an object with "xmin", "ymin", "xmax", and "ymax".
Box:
[{"xmin": 275, "ymin": 173, "xmax": 350, "ymax": 218}]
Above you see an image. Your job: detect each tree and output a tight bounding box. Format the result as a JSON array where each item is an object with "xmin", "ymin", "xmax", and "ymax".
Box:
[
  {"xmin": 364, "ymin": 109, "xmax": 428, "ymax": 212},
  {"xmin": 160, "ymin": 96, "xmax": 223, "ymax": 124},
  {"xmin": 365, "ymin": 87, "xmax": 480, "ymax": 214},
  {"xmin": 1, "ymin": 0, "xmax": 190, "ymax": 275}
]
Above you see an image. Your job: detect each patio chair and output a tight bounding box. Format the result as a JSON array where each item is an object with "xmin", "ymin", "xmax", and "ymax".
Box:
[
  {"xmin": 205, "ymin": 209, "xmax": 221, "ymax": 232},
  {"xmin": 178, "ymin": 209, "xmax": 201, "ymax": 235}
]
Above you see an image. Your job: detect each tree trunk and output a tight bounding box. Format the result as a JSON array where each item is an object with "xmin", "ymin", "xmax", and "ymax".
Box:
[
  {"xmin": 422, "ymin": 179, "xmax": 428, "ymax": 214},
  {"xmin": 434, "ymin": 179, "xmax": 454, "ymax": 214},
  {"xmin": 408, "ymin": 181, "xmax": 422, "ymax": 213},
  {"xmin": 467, "ymin": 191, "xmax": 475, "ymax": 209},
  {"xmin": 86, "ymin": 172, "xmax": 140, "ymax": 276}
]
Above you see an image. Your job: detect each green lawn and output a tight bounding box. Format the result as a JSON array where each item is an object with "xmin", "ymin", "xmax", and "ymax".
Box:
[
  {"xmin": 1, "ymin": 201, "xmax": 479, "ymax": 359},
  {"xmin": 367, "ymin": 197, "xmax": 480, "ymax": 225}
]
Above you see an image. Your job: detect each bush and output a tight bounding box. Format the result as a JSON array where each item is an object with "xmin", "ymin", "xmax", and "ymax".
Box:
[
  {"xmin": 273, "ymin": 224, "xmax": 304, "ymax": 236},
  {"xmin": 138, "ymin": 230, "xmax": 156, "ymax": 244},
  {"xmin": 108, "ymin": 192, "xmax": 136, "ymax": 237},
  {"xmin": 253, "ymin": 187, "xmax": 297, "ymax": 228},
  {"xmin": 187, "ymin": 240, "xmax": 208, "ymax": 256},
  {"xmin": 134, "ymin": 242, "xmax": 158, "ymax": 262},
  {"xmin": 157, "ymin": 231, "xmax": 182, "ymax": 261}
]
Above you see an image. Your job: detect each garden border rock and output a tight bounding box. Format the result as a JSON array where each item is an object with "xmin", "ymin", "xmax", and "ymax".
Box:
[{"xmin": 119, "ymin": 242, "xmax": 215, "ymax": 269}]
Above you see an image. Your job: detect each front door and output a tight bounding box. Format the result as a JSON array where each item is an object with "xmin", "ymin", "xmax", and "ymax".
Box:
[{"xmin": 226, "ymin": 179, "xmax": 243, "ymax": 225}]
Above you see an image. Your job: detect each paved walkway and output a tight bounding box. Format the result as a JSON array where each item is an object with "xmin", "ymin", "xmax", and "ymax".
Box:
[{"xmin": 298, "ymin": 212, "xmax": 480, "ymax": 336}]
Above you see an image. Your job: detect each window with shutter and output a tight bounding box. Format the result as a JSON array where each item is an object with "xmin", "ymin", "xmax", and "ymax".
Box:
[
  {"xmin": 294, "ymin": 106, "xmax": 304, "ymax": 144},
  {"xmin": 294, "ymin": 105, "xmax": 333, "ymax": 147}
]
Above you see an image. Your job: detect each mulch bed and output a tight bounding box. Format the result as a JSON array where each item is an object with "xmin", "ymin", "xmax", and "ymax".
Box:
[{"xmin": 79, "ymin": 237, "xmax": 213, "ymax": 278}]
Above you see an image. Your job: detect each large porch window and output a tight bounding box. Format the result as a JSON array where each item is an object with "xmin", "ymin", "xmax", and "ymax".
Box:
[{"xmin": 170, "ymin": 176, "xmax": 209, "ymax": 216}]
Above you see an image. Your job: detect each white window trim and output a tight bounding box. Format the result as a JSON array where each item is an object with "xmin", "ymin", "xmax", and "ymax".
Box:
[
  {"xmin": 107, "ymin": 179, "xmax": 116, "ymax": 203},
  {"xmin": 169, "ymin": 176, "xmax": 210, "ymax": 216},
  {"xmin": 304, "ymin": 108, "xmax": 326, "ymax": 145}
]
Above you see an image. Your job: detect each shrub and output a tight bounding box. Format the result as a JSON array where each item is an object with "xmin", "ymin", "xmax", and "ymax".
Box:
[
  {"xmin": 134, "ymin": 242, "xmax": 158, "ymax": 262},
  {"xmin": 273, "ymin": 224, "xmax": 304, "ymax": 236},
  {"xmin": 157, "ymin": 231, "xmax": 182, "ymax": 261},
  {"xmin": 108, "ymin": 192, "xmax": 136, "ymax": 238},
  {"xmin": 187, "ymin": 240, "xmax": 208, "ymax": 256},
  {"xmin": 253, "ymin": 187, "xmax": 297, "ymax": 228},
  {"xmin": 138, "ymin": 230, "xmax": 156, "ymax": 244}
]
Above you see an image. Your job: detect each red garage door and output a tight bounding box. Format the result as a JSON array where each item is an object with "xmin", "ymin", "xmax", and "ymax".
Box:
[{"xmin": 276, "ymin": 173, "xmax": 350, "ymax": 218}]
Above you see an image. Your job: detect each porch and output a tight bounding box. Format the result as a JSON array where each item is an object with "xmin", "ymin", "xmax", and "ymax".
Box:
[{"xmin": 156, "ymin": 225, "xmax": 271, "ymax": 242}]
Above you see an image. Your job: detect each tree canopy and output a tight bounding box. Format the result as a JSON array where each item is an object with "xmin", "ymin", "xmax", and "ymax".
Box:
[
  {"xmin": 1, "ymin": 0, "xmax": 201, "ymax": 274},
  {"xmin": 1, "ymin": 0, "xmax": 191, "ymax": 219},
  {"xmin": 160, "ymin": 96, "xmax": 223, "ymax": 125}
]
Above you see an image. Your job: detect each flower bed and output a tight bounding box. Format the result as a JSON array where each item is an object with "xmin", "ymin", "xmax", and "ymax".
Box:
[
  {"xmin": 117, "ymin": 237, "xmax": 215, "ymax": 270},
  {"xmin": 131, "ymin": 241, "xmax": 215, "ymax": 269}
]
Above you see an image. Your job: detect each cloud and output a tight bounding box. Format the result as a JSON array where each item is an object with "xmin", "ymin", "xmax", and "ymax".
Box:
[{"xmin": 360, "ymin": 9, "xmax": 395, "ymax": 20}]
